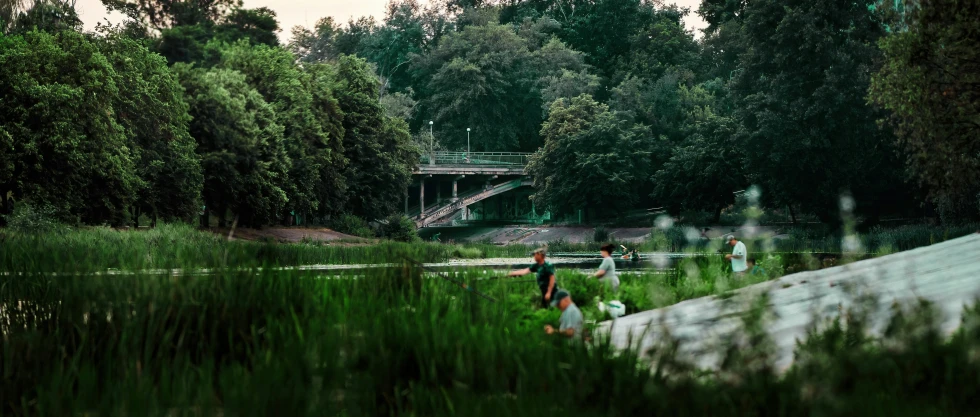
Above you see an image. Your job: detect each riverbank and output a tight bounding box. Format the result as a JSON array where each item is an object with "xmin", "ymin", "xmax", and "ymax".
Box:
[{"xmin": 4, "ymin": 234, "xmax": 979, "ymax": 416}]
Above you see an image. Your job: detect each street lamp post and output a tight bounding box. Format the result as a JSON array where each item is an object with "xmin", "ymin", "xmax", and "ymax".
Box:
[
  {"xmin": 428, "ymin": 120, "xmax": 434, "ymax": 166},
  {"xmin": 466, "ymin": 128, "xmax": 471, "ymax": 155}
]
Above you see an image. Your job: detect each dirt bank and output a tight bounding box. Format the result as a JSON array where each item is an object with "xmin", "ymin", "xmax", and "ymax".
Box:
[{"xmin": 210, "ymin": 227, "xmax": 367, "ymax": 243}]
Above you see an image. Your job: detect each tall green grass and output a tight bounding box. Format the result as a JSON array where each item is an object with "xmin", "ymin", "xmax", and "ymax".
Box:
[{"xmin": 3, "ymin": 250, "xmax": 979, "ymax": 416}]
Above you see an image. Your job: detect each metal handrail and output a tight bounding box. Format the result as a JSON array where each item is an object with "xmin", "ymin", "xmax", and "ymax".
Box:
[{"xmin": 420, "ymin": 152, "xmax": 531, "ymax": 166}]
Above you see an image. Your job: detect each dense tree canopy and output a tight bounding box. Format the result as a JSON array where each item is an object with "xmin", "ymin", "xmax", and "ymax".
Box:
[
  {"xmin": 97, "ymin": 32, "xmax": 203, "ymax": 223},
  {"xmin": 0, "ymin": 30, "xmax": 139, "ymax": 225},
  {"xmin": 869, "ymin": 0, "xmax": 980, "ymax": 221},
  {"xmin": 528, "ymin": 95, "xmax": 652, "ymax": 218},
  {"xmin": 729, "ymin": 0, "xmax": 906, "ymax": 222},
  {"xmin": 173, "ymin": 64, "xmax": 288, "ymax": 227},
  {"xmin": 2, "ymin": 0, "xmax": 976, "ymax": 227},
  {"xmin": 334, "ymin": 55, "xmax": 417, "ymax": 220}
]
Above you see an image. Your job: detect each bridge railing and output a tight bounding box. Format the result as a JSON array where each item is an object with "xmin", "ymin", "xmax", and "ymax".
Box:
[{"xmin": 420, "ymin": 152, "xmax": 531, "ymax": 166}]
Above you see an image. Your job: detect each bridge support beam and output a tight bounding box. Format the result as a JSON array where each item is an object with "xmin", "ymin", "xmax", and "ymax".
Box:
[
  {"xmin": 451, "ymin": 175, "xmax": 464, "ymax": 202},
  {"xmin": 419, "ymin": 178, "xmax": 425, "ymax": 215}
]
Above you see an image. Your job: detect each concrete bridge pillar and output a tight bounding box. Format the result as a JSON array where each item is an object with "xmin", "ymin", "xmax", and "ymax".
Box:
[
  {"xmin": 451, "ymin": 175, "xmax": 464, "ymax": 202},
  {"xmin": 419, "ymin": 178, "xmax": 425, "ymax": 214}
]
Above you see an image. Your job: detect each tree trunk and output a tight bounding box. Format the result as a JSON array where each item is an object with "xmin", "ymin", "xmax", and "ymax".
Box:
[
  {"xmin": 713, "ymin": 206, "xmax": 723, "ymax": 224},
  {"xmin": 788, "ymin": 205, "xmax": 797, "ymax": 224}
]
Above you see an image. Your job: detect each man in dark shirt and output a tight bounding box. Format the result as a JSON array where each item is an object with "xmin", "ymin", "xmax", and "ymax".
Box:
[{"xmin": 508, "ymin": 247, "xmax": 559, "ymax": 308}]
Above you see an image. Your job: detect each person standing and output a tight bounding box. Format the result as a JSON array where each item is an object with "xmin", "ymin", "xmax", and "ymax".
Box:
[
  {"xmin": 508, "ymin": 247, "xmax": 559, "ymax": 308},
  {"xmin": 544, "ymin": 290, "xmax": 583, "ymax": 341},
  {"xmin": 725, "ymin": 234, "xmax": 748, "ymax": 276},
  {"xmin": 594, "ymin": 243, "xmax": 620, "ymax": 292}
]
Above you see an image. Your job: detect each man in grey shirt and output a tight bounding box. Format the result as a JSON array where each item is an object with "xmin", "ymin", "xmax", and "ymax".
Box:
[
  {"xmin": 594, "ymin": 243, "xmax": 620, "ymax": 292},
  {"xmin": 545, "ymin": 289, "xmax": 584, "ymax": 341}
]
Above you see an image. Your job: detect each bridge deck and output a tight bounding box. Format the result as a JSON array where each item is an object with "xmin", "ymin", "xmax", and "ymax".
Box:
[
  {"xmin": 416, "ymin": 152, "xmax": 530, "ymax": 175},
  {"xmin": 415, "ymin": 165, "xmax": 526, "ymax": 175}
]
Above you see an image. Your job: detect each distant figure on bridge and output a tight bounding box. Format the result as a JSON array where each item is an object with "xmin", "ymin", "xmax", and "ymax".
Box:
[{"xmin": 508, "ymin": 247, "xmax": 559, "ymax": 308}]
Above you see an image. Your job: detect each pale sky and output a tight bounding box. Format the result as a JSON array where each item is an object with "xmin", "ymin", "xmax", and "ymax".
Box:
[{"xmin": 75, "ymin": 0, "xmax": 707, "ymax": 41}]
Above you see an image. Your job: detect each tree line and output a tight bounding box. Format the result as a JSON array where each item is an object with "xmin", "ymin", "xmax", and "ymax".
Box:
[
  {"xmin": 0, "ymin": 0, "xmax": 977, "ymax": 227},
  {"xmin": 292, "ymin": 0, "xmax": 977, "ymax": 224},
  {"xmin": 0, "ymin": 0, "xmax": 419, "ymax": 227}
]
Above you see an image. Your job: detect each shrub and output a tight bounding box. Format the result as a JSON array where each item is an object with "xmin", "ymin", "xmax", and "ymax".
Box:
[
  {"xmin": 592, "ymin": 226, "xmax": 609, "ymax": 243},
  {"xmin": 3, "ymin": 203, "xmax": 67, "ymax": 234},
  {"xmin": 329, "ymin": 214, "xmax": 374, "ymax": 238},
  {"xmin": 376, "ymin": 214, "xmax": 419, "ymax": 242}
]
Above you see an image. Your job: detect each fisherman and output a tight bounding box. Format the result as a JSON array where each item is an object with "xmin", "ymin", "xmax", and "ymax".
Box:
[
  {"xmin": 544, "ymin": 289, "xmax": 583, "ymax": 341},
  {"xmin": 508, "ymin": 247, "xmax": 559, "ymax": 308},
  {"xmin": 725, "ymin": 234, "xmax": 748, "ymax": 277},
  {"xmin": 594, "ymin": 243, "xmax": 620, "ymax": 292}
]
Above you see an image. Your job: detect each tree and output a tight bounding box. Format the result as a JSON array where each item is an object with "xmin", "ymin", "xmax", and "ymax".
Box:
[
  {"xmin": 215, "ymin": 7, "xmax": 279, "ymax": 47},
  {"xmin": 173, "ymin": 64, "xmax": 289, "ymax": 227},
  {"xmin": 0, "ymin": 30, "xmax": 139, "ymax": 224},
  {"xmin": 101, "ymin": 0, "xmax": 241, "ymax": 29},
  {"xmin": 97, "ymin": 31, "xmax": 203, "ymax": 224},
  {"xmin": 869, "ymin": 0, "xmax": 980, "ymax": 221},
  {"xmin": 652, "ymin": 84, "xmax": 745, "ymax": 221},
  {"xmin": 217, "ymin": 40, "xmax": 344, "ymax": 220},
  {"xmin": 527, "ymin": 95, "xmax": 652, "ymax": 219},
  {"xmin": 360, "ymin": 0, "xmax": 450, "ymax": 95},
  {"xmin": 412, "ymin": 22, "xmax": 588, "ymax": 151},
  {"xmin": 153, "ymin": 6, "xmax": 280, "ymax": 65},
  {"xmin": 731, "ymin": 0, "xmax": 907, "ymax": 223},
  {"xmin": 7, "ymin": 0, "xmax": 81, "ymax": 34},
  {"xmin": 540, "ymin": 69, "xmax": 600, "ymax": 113},
  {"xmin": 615, "ymin": 5, "xmax": 701, "ymax": 84},
  {"xmin": 333, "ymin": 56, "xmax": 418, "ymax": 220}
]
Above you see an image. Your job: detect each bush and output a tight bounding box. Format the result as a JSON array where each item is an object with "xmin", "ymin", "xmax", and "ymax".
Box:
[
  {"xmin": 2, "ymin": 203, "xmax": 67, "ymax": 234},
  {"xmin": 592, "ymin": 226, "xmax": 609, "ymax": 243},
  {"xmin": 376, "ymin": 214, "xmax": 419, "ymax": 242},
  {"xmin": 329, "ymin": 214, "xmax": 374, "ymax": 238}
]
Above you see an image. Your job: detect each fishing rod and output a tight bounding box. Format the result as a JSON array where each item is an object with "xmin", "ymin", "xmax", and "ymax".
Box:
[{"xmin": 398, "ymin": 254, "xmax": 498, "ymax": 303}]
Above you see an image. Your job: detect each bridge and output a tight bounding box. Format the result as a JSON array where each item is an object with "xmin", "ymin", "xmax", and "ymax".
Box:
[{"xmin": 408, "ymin": 152, "xmax": 536, "ymax": 227}]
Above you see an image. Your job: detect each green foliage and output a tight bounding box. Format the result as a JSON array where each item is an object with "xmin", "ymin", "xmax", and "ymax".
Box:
[
  {"xmin": 592, "ymin": 225, "xmax": 609, "ymax": 243},
  {"xmin": 869, "ymin": 0, "xmax": 980, "ymax": 221},
  {"xmin": 0, "ymin": 30, "xmax": 139, "ymax": 225},
  {"xmin": 376, "ymin": 214, "xmax": 420, "ymax": 242},
  {"xmin": 172, "ymin": 64, "xmax": 289, "ymax": 226},
  {"xmin": 412, "ymin": 22, "xmax": 543, "ymax": 151},
  {"xmin": 334, "ymin": 55, "xmax": 419, "ymax": 220},
  {"xmin": 8, "ymin": 0, "xmax": 82, "ymax": 34},
  {"xmin": 2, "ymin": 203, "xmax": 67, "ymax": 234},
  {"xmin": 102, "ymin": 0, "xmax": 241, "ymax": 29},
  {"xmin": 96, "ymin": 31, "xmax": 203, "ymax": 223},
  {"xmin": 529, "ymin": 95, "xmax": 652, "ymax": 218},
  {"xmin": 5, "ymin": 235, "xmax": 978, "ymax": 416},
  {"xmin": 652, "ymin": 83, "xmax": 745, "ymax": 218},
  {"xmin": 329, "ymin": 213, "xmax": 374, "ymax": 238},
  {"xmin": 217, "ymin": 40, "xmax": 342, "ymax": 220},
  {"xmin": 730, "ymin": 0, "xmax": 907, "ymax": 222}
]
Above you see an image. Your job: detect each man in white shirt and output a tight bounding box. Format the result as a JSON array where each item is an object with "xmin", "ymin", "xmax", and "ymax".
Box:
[{"xmin": 725, "ymin": 234, "xmax": 748, "ymax": 276}]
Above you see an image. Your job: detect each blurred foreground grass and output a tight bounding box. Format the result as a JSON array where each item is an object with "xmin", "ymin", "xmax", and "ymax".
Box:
[{"xmin": 2, "ymin": 241, "xmax": 979, "ymax": 416}]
